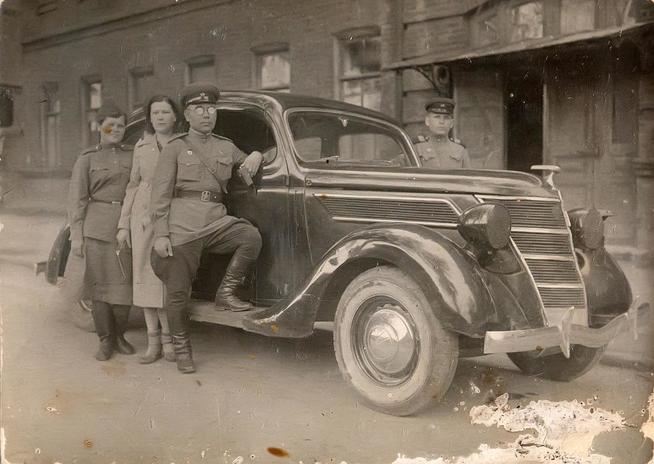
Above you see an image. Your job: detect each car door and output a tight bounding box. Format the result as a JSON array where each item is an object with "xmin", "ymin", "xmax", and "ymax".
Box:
[{"xmin": 215, "ymin": 103, "xmax": 294, "ymax": 307}]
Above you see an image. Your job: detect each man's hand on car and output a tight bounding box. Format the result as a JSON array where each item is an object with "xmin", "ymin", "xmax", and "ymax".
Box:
[
  {"xmin": 241, "ymin": 151, "xmax": 263, "ymax": 178},
  {"xmin": 154, "ymin": 236, "xmax": 173, "ymax": 258}
]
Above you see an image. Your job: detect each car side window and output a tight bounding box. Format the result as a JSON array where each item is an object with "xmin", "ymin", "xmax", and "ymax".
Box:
[
  {"xmin": 288, "ymin": 111, "xmax": 413, "ymax": 167},
  {"xmin": 214, "ymin": 107, "xmax": 278, "ymax": 165}
]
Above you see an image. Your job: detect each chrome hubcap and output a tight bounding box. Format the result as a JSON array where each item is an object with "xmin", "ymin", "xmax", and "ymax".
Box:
[{"xmin": 353, "ymin": 300, "xmax": 419, "ymax": 386}]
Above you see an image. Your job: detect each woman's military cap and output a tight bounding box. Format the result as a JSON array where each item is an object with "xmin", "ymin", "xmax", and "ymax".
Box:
[
  {"xmin": 180, "ymin": 82, "xmax": 220, "ymax": 108},
  {"xmin": 425, "ymin": 97, "xmax": 455, "ymax": 115},
  {"xmin": 96, "ymin": 101, "xmax": 126, "ymax": 124}
]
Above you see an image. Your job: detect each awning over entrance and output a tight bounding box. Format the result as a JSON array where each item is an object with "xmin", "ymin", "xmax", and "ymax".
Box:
[{"xmin": 386, "ymin": 21, "xmax": 654, "ymax": 70}]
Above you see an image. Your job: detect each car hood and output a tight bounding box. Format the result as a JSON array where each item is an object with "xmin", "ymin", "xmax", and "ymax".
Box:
[{"xmin": 304, "ymin": 166, "xmax": 557, "ymax": 199}]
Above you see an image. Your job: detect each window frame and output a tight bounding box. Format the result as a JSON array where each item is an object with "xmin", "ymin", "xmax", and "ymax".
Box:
[
  {"xmin": 128, "ymin": 65, "xmax": 154, "ymax": 111},
  {"xmin": 334, "ymin": 27, "xmax": 382, "ymax": 111},
  {"xmin": 80, "ymin": 75, "xmax": 102, "ymax": 147},
  {"xmin": 184, "ymin": 55, "xmax": 215, "ymax": 85},
  {"xmin": 252, "ymin": 43, "xmax": 291, "ymax": 92}
]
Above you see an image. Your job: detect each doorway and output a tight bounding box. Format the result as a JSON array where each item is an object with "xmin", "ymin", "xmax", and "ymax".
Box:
[{"xmin": 506, "ymin": 72, "xmax": 543, "ymax": 172}]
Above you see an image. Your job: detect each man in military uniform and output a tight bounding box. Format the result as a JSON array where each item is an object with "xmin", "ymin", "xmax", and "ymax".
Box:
[
  {"xmin": 414, "ymin": 97, "xmax": 470, "ymax": 169},
  {"xmin": 150, "ymin": 83, "xmax": 263, "ymax": 373}
]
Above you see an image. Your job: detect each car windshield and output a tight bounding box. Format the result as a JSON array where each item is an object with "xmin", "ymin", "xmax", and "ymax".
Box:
[{"xmin": 288, "ymin": 111, "xmax": 414, "ymax": 167}]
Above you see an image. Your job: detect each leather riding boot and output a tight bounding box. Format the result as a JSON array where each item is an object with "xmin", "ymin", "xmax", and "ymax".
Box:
[
  {"xmin": 91, "ymin": 301, "xmax": 115, "ymax": 361},
  {"xmin": 113, "ymin": 305, "xmax": 135, "ymax": 355},
  {"xmin": 139, "ymin": 330, "xmax": 162, "ymax": 364},
  {"xmin": 167, "ymin": 310, "xmax": 195, "ymax": 373},
  {"xmin": 161, "ymin": 332, "xmax": 176, "ymax": 362},
  {"xmin": 215, "ymin": 254, "xmax": 255, "ymax": 312},
  {"xmin": 172, "ymin": 334, "xmax": 195, "ymax": 373}
]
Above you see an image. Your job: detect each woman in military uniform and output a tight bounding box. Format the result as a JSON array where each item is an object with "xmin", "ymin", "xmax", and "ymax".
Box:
[
  {"xmin": 117, "ymin": 95, "xmax": 181, "ymax": 364},
  {"xmin": 68, "ymin": 102, "xmax": 135, "ymax": 361}
]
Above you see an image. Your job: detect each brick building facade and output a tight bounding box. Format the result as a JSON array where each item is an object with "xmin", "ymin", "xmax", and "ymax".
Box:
[{"xmin": 0, "ymin": 0, "xmax": 652, "ymax": 252}]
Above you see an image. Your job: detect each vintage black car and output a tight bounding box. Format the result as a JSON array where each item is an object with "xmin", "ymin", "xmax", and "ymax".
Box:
[{"xmin": 39, "ymin": 91, "xmax": 647, "ymax": 416}]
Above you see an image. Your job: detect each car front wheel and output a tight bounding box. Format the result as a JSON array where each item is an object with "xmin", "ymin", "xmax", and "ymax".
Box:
[
  {"xmin": 58, "ymin": 253, "xmax": 96, "ymax": 332},
  {"xmin": 334, "ymin": 266, "xmax": 458, "ymax": 416}
]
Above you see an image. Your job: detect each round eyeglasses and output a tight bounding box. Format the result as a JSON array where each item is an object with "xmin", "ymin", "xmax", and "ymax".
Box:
[{"xmin": 191, "ymin": 105, "xmax": 217, "ymax": 115}]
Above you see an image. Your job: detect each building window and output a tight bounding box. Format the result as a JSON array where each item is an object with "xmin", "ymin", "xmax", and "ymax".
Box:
[
  {"xmin": 560, "ymin": 0, "xmax": 595, "ymax": 35},
  {"xmin": 82, "ymin": 78, "xmax": 102, "ymax": 145},
  {"xmin": 509, "ymin": 1, "xmax": 543, "ymax": 42},
  {"xmin": 0, "ymin": 87, "xmax": 13, "ymax": 128},
  {"xmin": 337, "ymin": 31, "xmax": 381, "ymax": 111},
  {"xmin": 36, "ymin": 0, "xmax": 58, "ymax": 16},
  {"xmin": 41, "ymin": 82, "xmax": 61, "ymax": 168},
  {"xmin": 255, "ymin": 48, "xmax": 290, "ymax": 92},
  {"xmin": 128, "ymin": 66, "xmax": 154, "ymax": 111},
  {"xmin": 185, "ymin": 56, "xmax": 215, "ymax": 85}
]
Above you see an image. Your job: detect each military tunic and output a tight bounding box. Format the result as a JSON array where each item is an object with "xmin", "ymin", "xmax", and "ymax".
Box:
[
  {"xmin": 151, "ymin": 129, "xmax": 248, "ymax": 246},
  {"xmin": 118, "ymin": 133, "xmax": 167, "ymax": 308},
  {"xmin": 67, "ymin": 143, "xmax": 133, "ymax": 305},
  {"xmin": 414, "ymin": 137, "xmax": 471, "ymax": 169},
  {"xmin": 149, "ymin": 129, "xmax": 261, "ymax": 316}
]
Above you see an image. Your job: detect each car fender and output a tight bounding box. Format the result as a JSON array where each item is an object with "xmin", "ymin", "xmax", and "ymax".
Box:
[
  {"xmin": 576, "ymin": 247, "xmax": 632, "ymax": 326},
  {"xmin": 36, "ymin": 224, "xmax": 71, "ymax": 285},
  {"xmin": 243, "ymin": 223, "xmax": 495, "ymax": 338}
]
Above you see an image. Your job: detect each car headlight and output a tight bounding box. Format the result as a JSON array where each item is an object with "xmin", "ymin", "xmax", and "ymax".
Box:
[
  {"xmin": 569, "ymin": 208, "xmax": 604, "ymax": 250},
  {"xmin": 458, "ymin": 203, "xmax": 511, "ymax": 251}
]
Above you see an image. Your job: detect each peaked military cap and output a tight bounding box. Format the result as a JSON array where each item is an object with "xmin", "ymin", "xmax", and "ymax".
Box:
[
  {"xmin": 96, "ymin": 101, "xmax": 126, "ymax": 124},
  {"xmin": 180, "ymin": 82, "xmax": 220, "ymax": 108},
  {"xmin": 425, "ymin": 97, "xmax": 455, "ymax": 115}
]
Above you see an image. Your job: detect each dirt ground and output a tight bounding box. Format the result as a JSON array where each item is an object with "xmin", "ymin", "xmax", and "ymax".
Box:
[{"xmin": 1, "ymin": 206, "xmax": 652, "ymax": 464}]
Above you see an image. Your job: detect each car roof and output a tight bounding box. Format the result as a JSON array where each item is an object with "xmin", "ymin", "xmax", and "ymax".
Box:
[{"xmin": 127, "ymin": 90, "xmax": 401, "ymax": 126}]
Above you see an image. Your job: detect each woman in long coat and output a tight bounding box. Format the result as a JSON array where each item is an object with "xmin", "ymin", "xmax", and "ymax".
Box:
[
  {"xmin": 117, "ymin": 95, "xmax": 180, "ymax": 363},
  {"xmin": 68, "ymin": 102, "xmax": 135, "ymax": 361}
]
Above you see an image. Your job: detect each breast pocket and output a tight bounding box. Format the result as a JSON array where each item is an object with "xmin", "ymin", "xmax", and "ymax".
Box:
[
  {"xmin": 89, "ymin": 165, "xmax": 110, "ymax": 181},
  {"xmin": 215, "ymin": 158, "xmax": 233, "ymax": 183},
  {"xmin": 178, "ymin": 159, "xmax": 203, "ymax": 181}
]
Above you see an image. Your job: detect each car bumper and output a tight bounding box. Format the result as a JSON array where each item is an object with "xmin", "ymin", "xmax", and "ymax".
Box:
[{"xmin": 484, "ymin": 300, "xmax": 649, "ymax": 358}]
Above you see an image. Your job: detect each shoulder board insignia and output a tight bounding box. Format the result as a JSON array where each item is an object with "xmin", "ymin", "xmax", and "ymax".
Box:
[
  {"xmin": 119, "ymin": 143, "xmax": 134, "ymax": 151},
  {"xmin": 212, "ymin": 134, "xmax": 233, "ymax": 142},
  {"xmin": 81, "ymin": 144, "xmax": 101, "ymax": 155},
  {"xmin": 416, "ymin": 135, "xmax": 428, "ymax": 143}
]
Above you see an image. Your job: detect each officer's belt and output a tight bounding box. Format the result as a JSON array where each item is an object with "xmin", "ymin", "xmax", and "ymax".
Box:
[
  {"xmin": 175, "ymin": 189, "xmax": 223, "ymax": 203},
  {"xmin": 90, "ymin": 197, "xmax": 123, "ymax": 205}
]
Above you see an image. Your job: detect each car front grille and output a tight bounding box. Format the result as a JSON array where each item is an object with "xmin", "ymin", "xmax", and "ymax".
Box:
[
  {"xmin": 317, "ymin": 194, "xmax": 460, "ymax": 227},
  {"xmin": 478, "ymin": 195, "xmax": 586, "ymax": 316}
]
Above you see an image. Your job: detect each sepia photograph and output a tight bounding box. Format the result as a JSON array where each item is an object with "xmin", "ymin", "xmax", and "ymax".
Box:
[{"xmin": 0, "ymin": 0, "xmax": 653, "ymax": 462}]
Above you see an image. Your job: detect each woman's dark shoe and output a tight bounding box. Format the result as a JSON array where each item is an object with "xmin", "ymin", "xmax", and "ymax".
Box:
[
  {"xmin": 92, "ymin": 301, "xmax": 115, "ymax": 361},
  {"xmin": 139, "ymin": 331, "xmax": 162, "ymax": 364}
]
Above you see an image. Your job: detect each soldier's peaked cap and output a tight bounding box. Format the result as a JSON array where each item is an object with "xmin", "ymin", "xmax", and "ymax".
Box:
[
  {"xmin": 180, "ymin": 82, "xmax": 220, "ymax": 108},
  {"xmin": 425, "ymin": 97, "xmax": 455, "ymax": 115}
]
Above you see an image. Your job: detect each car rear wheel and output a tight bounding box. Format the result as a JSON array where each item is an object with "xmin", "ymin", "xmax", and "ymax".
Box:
[
  {"xmin": 508, "ymin": 345, "xmax": 605, "ymax": 381},
  {"xmin": 334, "ymin": 266, "xmax": 458, "ymax": 416}
]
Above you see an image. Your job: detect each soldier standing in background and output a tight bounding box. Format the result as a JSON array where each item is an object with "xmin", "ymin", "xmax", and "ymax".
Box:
[{"xmin": 414, "ymin": 97, "xmax": 470, "ymax": 169}]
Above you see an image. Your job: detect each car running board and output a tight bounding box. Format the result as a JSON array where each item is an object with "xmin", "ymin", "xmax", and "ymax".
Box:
[
  {"xmin": 189, "ymin": 299, "xmax": 268, "ymax": 329},
  {"xmin": 188, "ymin": 299, "xmax": 334, "ymax": 334}
]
